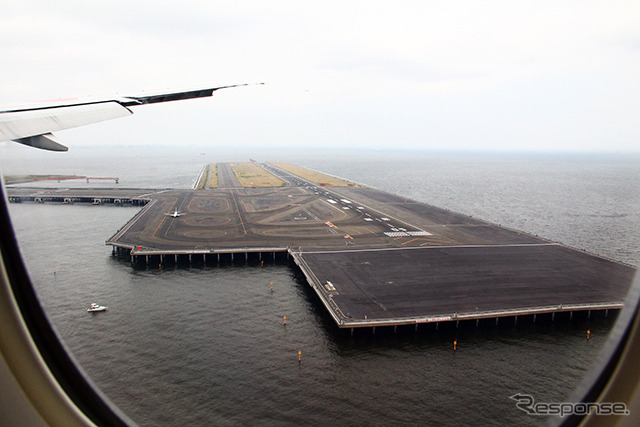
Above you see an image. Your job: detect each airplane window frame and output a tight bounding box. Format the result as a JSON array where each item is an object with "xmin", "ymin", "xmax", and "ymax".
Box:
[
  {"xmin": 0, "ymin": 181, "xmax": 132, "ymax": 426},
  {"xmin": 561, "ymin": 271, "xmax": 640, "ymax": 426}
]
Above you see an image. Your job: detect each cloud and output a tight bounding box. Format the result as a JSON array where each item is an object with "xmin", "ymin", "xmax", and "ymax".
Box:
[{"xmin": 2, "ymin": 0, "xmax": 640, "ymax": 151}]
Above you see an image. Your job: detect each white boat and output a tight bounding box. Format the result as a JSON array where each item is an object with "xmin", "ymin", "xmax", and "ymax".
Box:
[{"xmin": 86, "ymin": 303, "xmax": 107, "ymax": 312}]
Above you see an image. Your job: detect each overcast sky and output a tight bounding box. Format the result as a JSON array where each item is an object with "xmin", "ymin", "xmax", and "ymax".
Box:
[{"xmin": 2, "ymin": 1, "xmax": 640, "ymax": 152}]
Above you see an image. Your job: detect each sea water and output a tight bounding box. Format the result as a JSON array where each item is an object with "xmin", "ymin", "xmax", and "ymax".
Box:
[{"xmin": 4, "ymin": 147, "xmax": 639, "ymax": 426}]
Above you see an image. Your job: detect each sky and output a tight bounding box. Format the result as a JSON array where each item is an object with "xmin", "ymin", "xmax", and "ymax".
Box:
[{"xmin": 1, "ymin": 1, "xmax": 640, "ymax": 152}]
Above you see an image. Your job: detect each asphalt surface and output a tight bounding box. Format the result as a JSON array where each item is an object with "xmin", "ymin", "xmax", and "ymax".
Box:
[
  {"xmin": 298, "ymin": 244, "xmax": 635, "ymax": 325},
  {"xmin": 217, "ymin": 163, "xmax": 242, "ymax": 188},
  {"xmin": 10, "ymin": 163, "xmax": 637, "ymax": 327}
]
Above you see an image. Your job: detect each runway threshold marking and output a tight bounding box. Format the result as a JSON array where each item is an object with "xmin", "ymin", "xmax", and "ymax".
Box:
[{"xmin": 322, "ymin": 198, "xmax": 349, "ymax": 216}]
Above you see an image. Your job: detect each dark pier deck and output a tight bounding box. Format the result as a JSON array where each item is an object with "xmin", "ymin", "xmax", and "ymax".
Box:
[
  {"xmin": 7, "ymin": 187, "xmax": 156, "ymax": 206},
  {"xmin": 8, "ymin": 162, "xmax": 637, "ymax": 330}
]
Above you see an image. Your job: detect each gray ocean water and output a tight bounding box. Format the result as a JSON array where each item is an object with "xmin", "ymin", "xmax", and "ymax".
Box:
[{"xmin": 3, "ymin": 147, "xmax": 640, "ymax": 426}]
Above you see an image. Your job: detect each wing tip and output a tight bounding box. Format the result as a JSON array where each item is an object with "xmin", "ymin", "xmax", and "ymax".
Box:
[{"xmin": 13, "ymin": 133, "xmax": 69, "ymax": 152}]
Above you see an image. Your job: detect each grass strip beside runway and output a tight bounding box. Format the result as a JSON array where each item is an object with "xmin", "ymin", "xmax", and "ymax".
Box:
[
  {"xmin": 270, "ymin": 162, "xmax": 356, "ymax": 187},
  {"xmin": 230, "ymin": 162, "xmax": 285, "ymax": 187}
]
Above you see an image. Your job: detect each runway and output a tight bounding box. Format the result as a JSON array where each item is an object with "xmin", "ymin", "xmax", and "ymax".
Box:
[{"xmin": 9, "ymin": 162, "xmax": 636, "ymax": 328}]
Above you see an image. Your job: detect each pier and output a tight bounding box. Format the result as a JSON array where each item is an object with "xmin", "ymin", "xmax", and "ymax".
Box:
[
  {"xmin": 8, "ymin": 162, "xmax": 637, "ymax": 330},
  {"xmin": 7, "ymin": 187, "xmax": 154, "ymax": 206}
]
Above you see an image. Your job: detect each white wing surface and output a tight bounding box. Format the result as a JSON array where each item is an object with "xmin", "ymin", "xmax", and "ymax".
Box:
[{"xmin": 0, "ymin": 84, "xmax": 252, "ymax": 151}]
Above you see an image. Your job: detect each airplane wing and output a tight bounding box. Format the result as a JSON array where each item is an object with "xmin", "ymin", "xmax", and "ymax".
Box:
[{"xmin": 0, "ymin": 84, "xmax": 255, "ymax": 152}]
